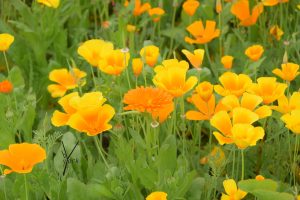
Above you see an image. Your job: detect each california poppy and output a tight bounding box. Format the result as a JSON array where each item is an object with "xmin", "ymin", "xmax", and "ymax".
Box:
[
  {"xmin": 0, "ymin": 33, "xmax": 14, "ymax": 52},
  {"xmin": 262, "ymin": 0, "xmax": 288, "ymax": 6},
  {"xmin": 245, "ymin": 45, "xmax": 264, "ymax": 61},
  {"xmin": 182, "ymin": 0, "xmax": 200, "ymax": 16},
  {"xmin": 272, "ymin": 62, "xmax": 299, "ymax": 82},
  {"xmin": 221, "ymin": 55, "xmax": 234, "ymax": 70},
  {"xmin": 272, "ymin": 92, "xmax": 300, "ymax": 114},
  {"xmin": 37, "ymin": 0, "xmax": 60, "ymax": 8},
  {"xmin": 0, "ymin": 80, "xmax": 13, "ymax": 93},
  {"xmin": 221, "ymin": 179, "xmax": 247, "ymax": 200},
  {"xmin": 146, "ymin": 191, "xmax": 167, "ymax": 200},
  {"xmin": 140, "ymin": 45, "xmax": 160, "ymax": 67},
  {"xmin": 281, "ymin": 109, "xmax": 300, "ymax": 134},
  {"xmin": 270, "ymin": 25, "xmax": 284, "ymax": 41},
  {"xmin": 148, "ymin": 7, "xmax": 165, "ymax": 22},
  {"xmin": 182, "ymin": 49, "xmax": 205, "ymax": 69},
  {"xmin": 133, "ymin": 0, "xmax": 151, "ymax": 16},
  {"xmin": 132, "ymin": 58, "xmax": 143, "ymax": 77}
]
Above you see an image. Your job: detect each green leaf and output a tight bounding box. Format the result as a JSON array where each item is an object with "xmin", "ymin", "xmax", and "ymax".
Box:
[
  {"xmin": 252, "ymin": 190, "xmax": 294, "ymax": 200},
  {"xmin": 19, "ymin": 104, "xmax": 36, "ymax": 142},
  {"xmin": 238, "ymin": 179, "xmax": 278, "ymax": 192},
  {"xmin": 157, "ymin": 135, "xmax": 177, "ymax": 176},
  {"xmin": 8, "ymin": 67, "xmax": 25, "ymax": 89}
]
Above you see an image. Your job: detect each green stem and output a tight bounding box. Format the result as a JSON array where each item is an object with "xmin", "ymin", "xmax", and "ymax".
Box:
[
  {"xmin": 241, "ymin": 149, "xmax": 245, "ymax": 180},
  {"xmin": 3, "ymin": 52, "xmax": 10, "ymax": 74},
  {"xmin": 24, "ymin": 174, "xmax": 28, "ymax": 200},
  {"xmin": 293, "ymin": 135, "xmax": 299, "ymax": 187},
  {"xmin": 93, "ymin": 137, "xmax": 109, "ymax": 168},
  {"xmin": 90, "ymin": 65, "xmax": 97, "ymax": 89},
  {"xmin": 204, "ymin": 44, "xmax": 217, "ymax": 79},
  {"xmin": 168, "ymin": 3, "xmax": 177, "ymax": 58}
]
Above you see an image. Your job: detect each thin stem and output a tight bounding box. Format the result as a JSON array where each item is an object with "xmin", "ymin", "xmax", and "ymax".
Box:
[
  {"xmin": 241, "ymin": 149, "xmax": 245, "ymax": 180},
  {"xmin": 93, "ymin": 136, "xmax": 109, "ymax": 169},
  {"xmin": 204, "ymin": 44, "xmax": 217, "ymax": 79},
  {"xmin": 24, "ymin": 174, "xmax": 28, "ymax": 200},
  {"xmin": 3, "ymin": 52, "xmax": 10, "ymax": 74},
  {"xmin": 0, "ymin": 167, "xmax": 7, "ymax": 200},
  {"xmin": 90, "ymin": 65, "xmax": 97, "ymax": 89},
  {"xmin": 168, "ymin": 3, "xmax": 177, "ymax": 58},
  {"xmin": 293, "ymin": 135, "xmax": 299, "ymax": 187}
]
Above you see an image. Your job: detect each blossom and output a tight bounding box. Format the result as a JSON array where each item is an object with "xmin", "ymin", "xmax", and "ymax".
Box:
[
  {"xmin": 269, "ymin": 25, "xmax": 284, "ymax": 41},
  {"xmin": 232, "ymin": 124, "xmax": 265, "ymax": 149},
  {"xmin": 245, "ymin": 45, "xmax": 264, "ymax": 61},
  {"xmin": 200, "ymin": 146, "xmax": 225, "ymax": 166},
  {"xmin": 123, "ymin": 87, "xmax": 174, "ymax": 123},
  {"xmin": 221, "ymin": 55, "xmax": 234, "ymax": 70},
  {"xmin": 216, "ymin": 0, "xmax": 222, "ymax": 13},
  {"xmin": 281, "ymin": 109, "xmax": 300, "ymax": 134},
  {"xmin": 231, "ymin": 0, "xmax": 263, "ymax": 26},
  {"xmin": 153, "ymin": 59, "xmax": 198, "ymax": 97},
  {"xmin": 194, "ymin": 81, "xmax": 214, "ymax": 101},
  {"xmin": 185, "ymin": 20, "xmax": 220, "ymax": 44},
  {"xmin": 272, "ymin": 62, "xmax": 299, "ymax": 82},
  {"xmin": 148, "ymin": 8, "xmax": 165, "ymax": 22},
  {"xmin": 47, "ymin": 68, "xmax": 86, "ymax": 98},
  {"xmin": 127, "ymin": 24, "xmax": 136, "ymax": 32},
  {"xmin": 214, "ymin": 72, "xmax": 252, "ymax": 97},
  {"xmin": 181, "ymin": 48, "xmax": 205, "ymax": 68},
  {"xmin": 272, "ymin": 92, "xmax": 300, "ymax": 114},
  {"xmin": 221, "ymin": 179, "xmax": 247, "ymax": 200},
  {"xmin": 37, "ymin": 0, "xmax": 60, "ymax": 8},
  {"xmin": 182, "ymin": 0, "xmax": 200, "ymax": 16},
  {"xmin": 77, "ymin": 39, "xmax": 114, "ymax": 67},
  {"xmin": 133, "ymin": 0, "xmax": 151, "ymax": 16},
  {"xmin": 0, "ymin": 33, "xmax": 14, "ymax": 51},
  {"xmin": 255, "ymin": 175, "xmax": 265, "ymax": 181},
  {"xmin": 132, "ymin": 58, "xmax": 143, "ymax": 77},
  {"xmin": 247, "ymin": 77, "xmax": 287, "ymax": 104},
  {"xmin": 146, "ymin": 191, "xmax": 167, "ymax": 200},
  {"xmin": 0, "ymin": 143, "xmax": 46, "ymax": 174},
  {"xmin": 140, "ymin": 45, "xmax": 160, "ymax": 67},
  {"xmin": 262, "ymin": 0, "xmax": 288, "ymax": 6},
  {"xmin": 0, "ymin": 80, "xmax": 13, "ymax": 93},
  {"xmin": 124, "ymin": 0, "xmax": 129, "ymax": 7}
]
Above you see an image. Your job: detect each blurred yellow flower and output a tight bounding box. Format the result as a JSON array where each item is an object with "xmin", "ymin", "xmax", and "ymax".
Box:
[
  {"xmin": 146, "ymin": 191, "xmax": 167, "ymax": 200},
  {"xmin": 216, "ymin": 0, "xmax": 222, "ymax": 14},
  {"xmin": 272, "ymin": 92, "xmax": 300, "ymax": 114},
  {"xmin": 148, "ymin": 7, "xmax": 165, "ymax": 22},
  {"xmin": 132, "ymin": 58, "xmax": 143, "ymax": 77},
  {"xmin": 272, "ymin": 62, "xmax": 299, "ymax": 82},
  {"xmin": 263, "ymin": 0, "xmax": 288, "ymax": 6},
  {"xmin": 221, "ymin": 55, "xmax": 234, "ymax": 70},
  {"xmin": 221, "ymin": 179, "xmax": 247, "ymax": 200},
  {"xmin": 270, "ymin": 25, "xmax": 284, "ymax": 41},
  {"xmin": 140, "ymin": 45, "xmax": 160, "ymax": 67},
  {"xmin": 153, "ymin": 59, "xmax": 198, "ymax": 97},
  {"xmin": 0, "ymin": 33, "xmax": 14, "ymax": 52},
  {"xmin": 127, "ymin": 24, "xmax": 137, "ymax": 32},
  {"xmin": 255, "ymin": 175, "xmax": 265, "ymax": 180},
  {"xmin": 281, "ymin": 109, "xmax": 300, "ymax": 134},
  {"xmin": 124, "ymin": 0, "xmax": 129, "ymax": 7},
  {"xmin": 37, "ymin": 0, "xmax": 60, "ymax": 8},
  {"xmin": 182, "ymin": 48, "xmax": 205, "ymax": 69},
  {"xmin": 133, "ymin": 0, "xmax": 151, "ymax": 16},
  {"xmin": 245, "ymin": 45, "xmax": 264, "ymax": 61},
  {"xmin": 182, "ymin": 0, "xmax": 200, "ymax": 16}
]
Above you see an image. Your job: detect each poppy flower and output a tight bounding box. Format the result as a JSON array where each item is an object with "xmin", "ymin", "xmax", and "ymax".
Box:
[
  {"xmin": 146, "ymin": 191, "xmax": 167, "ymax": 200},
  {"xmin": 148, "ymin": 7, "xmax": 165, "ymax": 22},
  {"xmin": 127, "ymin": 24, "xmax": 136, "ymax": 32},
  {"xmin": 214, "ymin": 72, "xmax": 252, "ymax": 97},
  {"xmin": 0, "ymin": 33, "xmax": 14, "ymax": 52},
  {"xmin": 245, "ymin": 45, "xmax": 264, "ymax": 61},
  {"xmin": 182, "ymin": 0, "xmax": 200, "ymax": 16},
  {"xmin": 216, "ymin": 0, "xmax": 222, "ymax": 13},
  {"xmin": 200, "ymin": 146, "xmax": 225, "ymax": 166},
  {"xmin": 182, "ymin": 48, "xmax": 205, "ymax": 68},
  {"xmin": 0, "ymin": 143, "xmax": 46, "ymax": 175},
  {"xmin": 98, "ymin": 49, "xmax": 130, "ymax": 76},
  {"xmin": 262, "ymin": 0, "xmax": 288, "ymax": 6},
  {"xmin": 221, "ymin": 179, "xmax": 247, "ymax": 200},
  {"xmin": 132, "ymin": 58, "xmax": 143, "ymax": 77},
  {"xmin": 47, "ymin": 68, "xmax": 86, "ymax": 98},
  {"xmin": 133, "ymin": 0, "xmax": 151, "ymax": 16},
  {"xmin": 37, "ymin": 0, "xmax": 60, "ymax": 8},
  {"xmin": 231, "ymin": 0, "xmax": 263, "ymax": 27},
  {"xmin": 77, "ymin": 39, "xmax": 114, "ymax": 67},
  {"xmin": 153, "ymin": 59, "xmax": 198, "ymax": 97},
  {"xmin": 247, "ymin": 77, "xmax": 287, "ymax": 104},
  {"xmin": 281, "ymin": 109, "xmax": 300, "ymax": 134},
  {"xmin": 140, "ymin": 45, "xmax": 160, "ymax": 67},
  {"xmin": 269, "ymin": 25, "xmax": 284, "ymax": 41},
  {"xmin": 185, "ymin": 20, "xmax": 220, "ymax": 44},
  {"xmin": 272, "ymin": 62, "xmax": 299, "ymax": 82},
  {"xmin": 195, "ymin": 81, "xmax": 214, "ymax": 101},
  {"xmin": 0, "ymin": 80, "xmax": 13, "ymax": 93},
  {"xmin": 123, "ymin": 87, "xmax": 174, "ymax": 123},
  {"xmin": 221, "ymin": 55, "xmax": 234, "ymax": 70},
  {"xmin": 272, "ymin": 92, "xmax": 300, "ymax": 114},
  {"xmin": 255, "ymin": 175, "xmax": 265, "ymax": 180}
]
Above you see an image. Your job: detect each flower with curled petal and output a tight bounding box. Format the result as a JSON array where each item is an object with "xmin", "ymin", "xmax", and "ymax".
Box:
[
  {"xmin": 221, "ymin": 179, "xmax": 247, "ymax": 200},
  {"xmin": 272, "ymin": 92, "xmax": 300, "ymax": 114},
  {"xmin": 281, "ymin": 109, "xmax": 300, "ymax": 134},
  {"xmin": 272, "ymin": 62, "xmax": 299, "ymax": 82},
  {"xmin": 182, "ymin": 48, "xmax": 205, "ymax": 69},
  {"xmin": 0, "ymin": 33, "xmax": 14, "ymax": 51},
  {"xmin": 245, "ymin": 45, "xmax": 264, "ymax": 61}
]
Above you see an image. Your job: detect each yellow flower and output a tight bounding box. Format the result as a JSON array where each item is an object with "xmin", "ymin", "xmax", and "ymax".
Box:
[
  {"xmin": 272, "ymin": 62, "xmax": 300, "ymax": 82},
  {"xmin": 182, "ymin": 0, "xmax": 200, "ymax": 16},
  {"xmin": 77, "ymin": 39, "xmax": 114, "ymax": 67},
  {"xmin": 148, "ymin": 7, "xmax": 165, "ymax": 22},
  {"xmin": 281, "ymin": 109, "xmax": 300, "ymax": 134},
  {"xmin": 127, "ymin": 24, "xmax": 137, "ymax": 32},
  {"xmin": 214, "ymin": 72, "xmax": 252, "ymax": 97},
  {"xmin": 181, "ymin": 49, "xmax": 205, "ymax": 68},
  {"xmin": 221, "ymin": 55, "xmax": 234, "ymax": 70},
  {"xmin": 255, "ymin": 175, "xmax": 265, "ymax": 180},
  {"xmin": 216, "ymin": 0, "xmax": 222, "ymax": 14},
  {"xmin": 247, "ymin": 77, "xmax": 287, "ymax": 104},
  {"xmin": 232, "ymin": 124, "xmax": 265, "ymax": 149},
  {"xmin": 98, "ymin": 49, "xmax": 130, "ymax": 75},
  {"xmin": 272, "ymin": 92, "xmax": 300, "ymax": 114},
  {"xmin": 221, "ymin": 179, "xmax": 247, "ymax": 200},
  {"xmin": 263, "ymin": 0, "xmax": 289, "ymax": 6},
  {"xmin": 153, "ymin": 59, "xmax": 198, "ymax": 97},
  {"xmin": 37, "ymin": 0, "xmax": 60, "ymax": 8},
  {"xmin": 47, "ymin": 68, "xmax": 86, "ymax": 98},
  {"xmin": 140, "ymin": 45, "xmax": 160, "ymax": 67},
  {"xmin": 269, "ymin": 25, "xmax": 284, "ymax": 41},
  {"xmin": 0, "ymin": 33, "xmax": 14, "ymax": 52},
  {"xmin": 245, "ymin": 45, "xmax": 264, "ymax": 61},
  {"xmin": 132, "ymin": 58, "xmax": 143, "ymax": 77},
  {"xmin": 146, "ymin": 191, "xmax": 167, "ymax": 200},
  {"xmin": 195, "ymin": 81, "xmax": 214, "ymax": 101}
]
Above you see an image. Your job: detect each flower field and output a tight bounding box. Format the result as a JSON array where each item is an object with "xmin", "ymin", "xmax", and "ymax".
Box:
[{"xmin": 0, "ymin": 0, "xmax": 300, "ymax": 199}]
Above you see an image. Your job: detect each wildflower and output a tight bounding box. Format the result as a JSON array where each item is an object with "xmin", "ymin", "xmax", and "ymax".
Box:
[
  {"xmin": 281, "ymin": 109, "xmax": 300, "ymax": 134},
  {"xmin": 216, "ymin": 0, "xmax": 222, "ymax": 13},
  {"xmin": 146, "ymin": 191, "xmax": 167, "ymax": 200},
  {"xmin": 148, "ymin": 7, "xmax": 165, "ymax": 22},
  {"xmin": 140, "ymin": 45, "xmax": 160, "ymax": 67},
  {"xmin": 181, "ymin": 48, "xmax": 205, "ymax": 69},
  {"xmin": 182, "ymin": 0, "xmax": 200, "ymax": 16},
  {"xmin": 245, "ymin": 45, "xmax": 264, "ymax": 61},
  {"xmin": 221, "ymin": 179, "xmax": 247, "ymax": 200},
  {"xmin": 0, "ymin": 143, "xmax": 46, "ymax": 174},
  {"xmin": 232, "ymin": 124, "xmax": 265, "ymax": 149},
  {"xmin": 0, "ymin": 33, "xmax": 14, "ymax": 52},
  {"xmin": 247, "ymin": 77, "xmax": 287, "ymax": 104},
  {"xmin": 195, "ymin": 81, "xmax": 214, "ymax": 101},
  {"xmin": 47, "ymin": 68, "xmax": 86, "ymax": 98},
  {"xmin": 272, "ymin": 92, "xmax": 300, "ymax": 114},
  {"xmin": 132, "ymin": 58, "xmax": 143, "ymax": 77},
  {"xmin": 127, "ymin": 24, "xmax": 136, "ymax": 32},
  {"xmin": 221, "ymin": 55, "xmax": 234, "ymax": 70},
  {"xmin": 102, "ymin": 21, "xmax": 111, "ymax": 29},
  {"xmin": 98, "ymin": 49, "xmax": 130, "ymax": 75},
  {"xmin": 231, "ymin": 0, "xmax": 263, "ymax": 26},
  {"xmin": 200, "ymin": 146, "xmax": 225, "ymax": 166},
  {"xmin": 37, "ymin": 0, "xmax": 60, "ymax": 8},
  {"xmin": 153, "ymin": 59, "xmax": 198, "ymax": 97},
  {"xmin": 0, "ymin": 80, "xmax": 13, "ymax": 93},
  {"xmin": 269, "ymin": 25, "xmax": 284, "ymax": 41},
  {"xmin": 133, "ymin": 0, "xmax": 151, "ymax": 16},
  {"xmin": 255, "ymin": 175, "xmax": 265, "ymax": 180},
  {"xmin": 214, "ymin": 72, "xmax": 252, "ymax": 97},
  {"xmin": 272, "ymin": 62, "xmax": 299, "ymax": 82},
  {"xmin": 124, "ymin": 0, "xmax": 129, "ymax": 7},
  {"xmin": 262, "ymin": 0, "xmax": 288, "ymax": 6},
  {"xmin": 185, "ymin": 20, "xmax": 220, "ymax": 44},
  {"xmin": 77, "ymin": 39, "xmax": 114, "ymax": 67}
]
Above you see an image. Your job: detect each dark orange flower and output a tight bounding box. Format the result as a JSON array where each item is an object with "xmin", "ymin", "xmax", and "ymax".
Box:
[
  {"xmin": 133, "ymin": 0, "xmax": 151, "ymax": 16},
  {"xmin": 148, "ymin": 7, "xmax": 165, "ymax": 22},
  {"xmin": 123, "ymin": 87, "xmax": 174, "ymax": 123},
  {"xmin": 182, "ymin": 0, "xmax": 200, "ymax": 16},
  {"xmin": 0, "ymin": 80, "xmax": 13, "ymax": 93}
]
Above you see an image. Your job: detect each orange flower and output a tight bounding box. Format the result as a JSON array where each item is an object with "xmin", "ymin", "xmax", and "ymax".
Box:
[
  {"xmin": 221, "ymin": 55, "xmax": 234, "ymax": 70},
  {"xmin": 216, "ymin": 0, "xmax": 222, "ymax": 13},
  {"xmin": 140, "ymin": 45, "xmax": 160, "ymax": 67},
  {"xmin": 0, "ymin": 33, "xmax": 14, "ymax": 52},
  {"xmin": 272, "ymin": 62, "xmax": 299, "ymax": 82},
  {"xmin": 231, "ymin": 0, "xmax": 263, "ymax": 26},
  {"xmin": 132, "ymin": 58, "xmax": 143, "ymax": 77},
  {"xmin": 245, "ymin": 45, "xmax": 264, "ymax": 61},
  {"xmin": 123, "ymin": 87, "xmax": 174, "ymax": 123},
  {"xmin": 124, "ymin": 0, "xmax": 129, "ymax": 7},
  {"xmin": 153, "ymin": 59, "xmax": 198, "ymax": 97},
  {"xmin": 47, "ymin": 68, "xmax": 86, "ymax": 98},
  {"xmin": 102, "ymin": 21, "xmax": 111, "ymax": 29},
  {"xmin": 185, "ymin": 20, "xmax": 220, "ymax": 44},
  {"xmin": 270, "ymin": 25, "xmax": 284, "ymax": 41},
  {"xmin": 133, "ymin": 0, "xmax": 151, "ymax": 16},
  {"xmin": 195, "ymin": 81, "xmax": 214, "ymax": 101},
  {"xmin": 281, "ymin": 109, "xmax": 300, "ymax": 134},
  {"xmin": 182, "ymin": 0, "xmax": 200, "ymax": 16},
  {"xmin": 214, "ymin": 72, "xmax": 252, "ymax": 97},
  {"xmin": 0, "ymin": 143, "xmax": 46, "ymax": 175},
  {"xmin": 0, "ymin": 80, "xmax": 13, "ymax": 93},
  {"xmin": 148, "ymin": 7, "xmax": 165, "ymax": 22},
  {"xmin": 182, "ymin": 48, "xmax": 205, "ymax": 68},
  {"xmin": 255, "ymin": 175, "xmax": 265, "ymax": 181},
  {"xmin": 247, "ymin": 77, "xmax": 287, "ymax": 104},
  {"xmin": 146, "ymin": 191, "xmax": 167, "ymax": 200},
  {"xmin": 262, "ymin": 0, "xmax": 288, "ymax": 6},
  {"xmin": 272, "ymin": 92, "xmax": 300, "ymax": 114}
]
